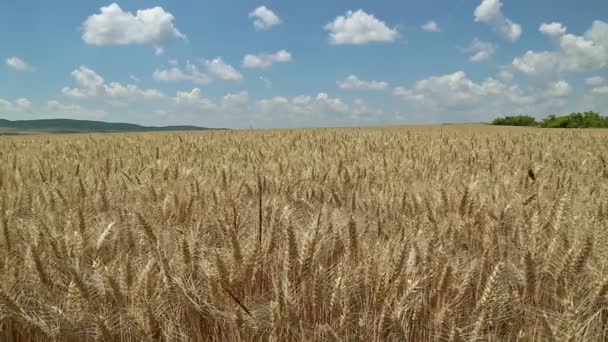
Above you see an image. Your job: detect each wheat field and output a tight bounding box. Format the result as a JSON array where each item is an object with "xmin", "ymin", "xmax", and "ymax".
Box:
[{"xmin": 0, "ymin": 125, "xmax": 607, "ymax": 341}]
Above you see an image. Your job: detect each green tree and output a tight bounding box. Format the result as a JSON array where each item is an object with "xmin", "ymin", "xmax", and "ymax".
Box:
[
  {"xmin": 540, "ymin": 112, "xmax": 608, "ymax": 128},
  {"xmin": 491, "ymin": 115, "xmax": 538, "ymax": 126}
]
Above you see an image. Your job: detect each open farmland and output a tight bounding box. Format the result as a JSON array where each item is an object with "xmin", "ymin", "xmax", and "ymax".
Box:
[{"xmin": 1, "ymin": 125, "xmax": 608, "ymax": 341}]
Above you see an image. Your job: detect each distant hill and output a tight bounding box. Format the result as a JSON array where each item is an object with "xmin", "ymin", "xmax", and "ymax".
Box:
[{"xmin": 0, "ymin": 118, "xmax": 224, "ymax": 133}]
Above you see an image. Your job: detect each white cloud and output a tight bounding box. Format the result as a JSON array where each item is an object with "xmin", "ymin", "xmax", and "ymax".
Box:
[
  {"xmin": 543, "ymin": 80, "xmax": 572, "ymax": 97},
  {"xmin": 249, "ymin": 6, "xmax": 282, "ymax": 30},
  {"xmin": 249, "ymin": 92, "xmax": 355, "ymax": 127},
  {"xmin": 5, "ymin": 57, "xmax": 30, "ymax": 71},
  {"xmin": 512, "ymin": 51, "xmax": 560, "ymax": 76},
  {"xmin": 153, "ymin": 61, "xmax": 211, "ymax": 84},
  {"xmin": 499, "ymin": 70, "xmax": 514, "ymax": 82},
  {"xmin": 63, "ymin": 66, "xmax": 165, "ymax": 102},
  {"xmin": 81, "ymin": 3, "xmax": 185, "ymax": 53},
  {"xmin": 513, "ymin": 20, "xmax": 608, "ymax": 76},
  {"xmin": 154, "ymin": 47, "xmax": 165, "ymax": 56},
  {"xmin": 259, "ymin": 76, "xmax": 272, "ymax": 89},
  {"xmin": 540, "ymin": 22, "xmax": 567, "ymax": 37},
  {"xmin": 559, "ymin": 21, "xmax": 608, "ymax": 71},
  {"xmin": 222, "ymin": 91, "xmax": 249, "ymax": 107},
  {"xmin": 393, "ymin": 71, "xmax": 536, "ymax": 111},
  {"xmin": 256, "ymin": 97, "xmax": 290, "ymax": 113},
  {"xmin": 422, "ymin": 21, "xmax": 440, "ymax": 32},
  {"xmin": 174, "ymin": 88, "xmax": 217, "ymax": 109},
  {"xmin": 465, "ymin": 38, "xmax": 496, "ymax": 62},
  {"xmin": 586, "ymin": 76, "xmax": 605, "ymax": 86},
  {"xmin": 104, "ymin": 82, "xmax": 165, "ymax": 101},
  {"xmin": 337, "ymin": 75, "xmax": 388, "ymax": 90},
  {"xmin": 474, "ymin": 0, "xmax": 522, "ymax": 42},
  {"xmin": 324, "ymin": 10, "xmax": 398, "ymax": 45},
  {"xmin": 256, "ymin": 93, "xmax": 348, "ymax": 115},
  {"xmin": 390, "ymin": 70, "xmax": 606, "ymax": 123},
  {"xmin": 351, "ymin": 98, "xmax": 383, "ymax": 118},
  {"xmin": 61, "ymin": 87, "xmax": 87, "ymax": 99},
  {"xmin": 242, "ymin": 50, "xmax": 292, "ymax": 69},
  {"xmin": 62, "ymin": 66, "xmax": 105, "ymax": 98},
  {"xmin": 15, "ymin": 98, "xmax": 32, "ymax": 108},
  {"xmin": 292, "ymin": 95, "xmax": 312, "ymax": 105},
  {"xmin": 152, "ymin": 68, "xmax": 186, "ymax": 82},
  {"xmin": 393, "ymin": 87, "xmax": 424, "ymax": 102},
  {"xmin": 592, "ymin": 86, "xmax": 608, "ymax": 94},
  {"xmin": 0, "ymin": 99, "xmax": 15, "ymax": 113},
  {"xmin": 315, "ymin": 93, "xmax": 349, "ymax": 113},
  {"xmin": 204, "ymin": 58, "xmax": 243, "ymax": 81},
  {"xmin": 175, "ymin": 91, "xmax": 249, "ymax": 127},
  {"xmin": 0, "ymin": 97, "xmax": 32, "ymax": 114},
  {"xmin": 0, "ymin": 98, "xmax": 11, "ymax": 107},
  {"xmin": 251, "ymin": 93, "xmax": 391, "ymax": 127}
]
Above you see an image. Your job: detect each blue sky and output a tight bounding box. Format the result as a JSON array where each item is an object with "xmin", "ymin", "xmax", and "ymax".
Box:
[{"xmin": 1, "ymin": 0, "xmax": 607, "ymax": 128}]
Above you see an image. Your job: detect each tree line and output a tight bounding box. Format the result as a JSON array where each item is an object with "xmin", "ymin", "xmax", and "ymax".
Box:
[{"xmin": 491, "ymin": 112, "xmax": 608, "ymax": 128}]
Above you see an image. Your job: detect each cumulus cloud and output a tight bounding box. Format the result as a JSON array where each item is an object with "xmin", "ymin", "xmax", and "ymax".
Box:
[
  {"xmin": 174, "ymin": 88, "xmax": 217, "ymax": 109},
  {"xmin": 351, "ymin": 98, "xmax": 383, "ymax": 119},
  {"xmin": 499, "ymin": 70, "xmax": 514, "ymax": 82},
  {"xmin": 465, "ymin": 38, "xmax": 496, "ymax": 62},
  {"xmin": 0, "ymin": 97, "xmax": 33, "ymax": 115},
  {"xmin": 512, "ymin": 20, "xmax": 608, "ymax": 76},
  {"xmin": 559, "ymin": 21, "xmax": 608, "ymax": 71},
  {"xmin": 63, "ymin": 66, "xmax": 165, "ymax": 102},
  {"xmin": 0, "ymin": 99, "xmax": 16, "ymax": 113},
  {"xmin": 251, "ymin": 93, "xmax": 389, "ymax": 126},
  {"xmin": 324, "ymin": 10, "xmax": 398, "ymax": 45},
  {"xmin": 0, "ymin": 98, "xmax": 11, "ymax": 107},
  {"xmin": 257, "ymin": 96, "xmax": 289, "ymax": 109},
  {"xmin": 540, "ymin": 22, "xmax": 567, "ymax": 37},
  {"xmin": 390, "ymin": 70, "xmax": 602, "ymax": 123},
  {"xmin": 422, "ymin": 21, "xmax": 441, "ymax": 32},
  {"xmin": 5, "ymin": 57, "xmax": 30, "ymax": 71},
  {"xmin": 249, "ymin": 6, "xmax": 282, "ymax": 30},
  {"xmin": 586, "ymin": 76, "xmax": 605, "ymax": 86},
  {"xmin": 292, "ymin": 95, "xmax": 312, "ymax": 105},
  {"xmin": 315, "ymin": 93, "xmax": 349, "ymax": 113},
  {"xmin": 543, "ymin": 80, "xmax": 572, "ymax": 97},
  {"xmin": 15, "ymin": 98, "xmax": 32, "ymax": 108},
  {"xmin": 474, "ymin": 0, "xmax": 522, "ymax": 42},
  {"xmin": 164, "ymin": 91, "xmax": 251, "ymax": 127},
  {"xmin": 393, "ymin": 71, "xmax": 536, "ymax": 112},
  {"xmin": 337, "ymin": 75, "xmax": 388, "ymax": 90},
  {"xmin": 104, "ymin": 83, "xmax": 165, "ymax": 101},
  {"xmin": 153, "ymin": 61, "xmax": 211, "ymax": 84},
  {"xmin": 592, "ymin": 86, "xmax": 608, "ymax": 94},
  {"xmin": 204, "ymin": 58, "xmax": 243, "ymax": 81},
  {"xmin": 222, "ymin": 91, "xmax": 249, "ymax": 107},
  {"xmin": 243, "ymin": 50, "xmax": 292, "ymax": 69},
  {"xmin": 81, "ymin": 3, "xmax": 185, "ymax": 53},
  {"xmin": 62, "ymin": 66, "xmax": 105, "ymax": 98},
  {"xmin": 512, "ymin": 51, "xmax": 560, "ymax": 76},
  {"xmin": 256, "ymin": 93, "xmax": 348, "ymax": 113}
]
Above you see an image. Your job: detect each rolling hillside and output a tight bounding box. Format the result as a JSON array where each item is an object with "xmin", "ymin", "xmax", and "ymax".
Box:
[{"xmin": 0, "ymin": 118, "xmax": 222, "ymax": 133}]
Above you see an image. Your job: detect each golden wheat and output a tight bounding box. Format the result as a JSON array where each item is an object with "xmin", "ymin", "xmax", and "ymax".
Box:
[{"xmin": 0, "ymin": 125, "xmax": 607, "ymax": 341}]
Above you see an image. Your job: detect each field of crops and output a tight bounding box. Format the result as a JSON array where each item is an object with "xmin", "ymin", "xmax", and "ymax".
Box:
[{"xmin": 1, "ymin": 125, "xmax": 608, "ymax": 341}]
